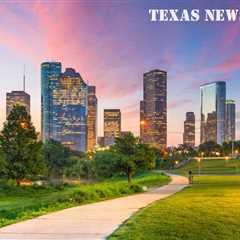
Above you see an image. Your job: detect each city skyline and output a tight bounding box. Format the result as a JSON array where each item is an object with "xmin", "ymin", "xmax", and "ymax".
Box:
[{"xmin": 0, "ymin": 1, "xmax": 240, "ymax": 146}]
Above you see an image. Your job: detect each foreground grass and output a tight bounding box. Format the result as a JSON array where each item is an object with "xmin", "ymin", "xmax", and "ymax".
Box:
[
  {"xmin": 109, "ymin": 175, "xmax": 240, "ymax": 240},
  {"xmin": 171, "ymin": 158, "xmax": 240, "ymax": 175},
  {"xmin": 0, "ymin": 171, "xmax": 169, "ymax": 228}
]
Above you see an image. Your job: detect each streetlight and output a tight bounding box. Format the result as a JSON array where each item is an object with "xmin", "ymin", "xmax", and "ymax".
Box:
[
  {"xmin": 197, "ymin": 158, "xmax": 201, "ymax": 175},
  {"xmin": 20, "ymin": 121, "xmax": 28, "ymax": 129},
  {"xmin": 225, "ymin": 156, "xmax": 229, "ymax": 167}
]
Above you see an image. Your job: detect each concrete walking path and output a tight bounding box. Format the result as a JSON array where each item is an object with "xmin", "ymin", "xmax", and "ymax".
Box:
[{"xmin": 0, "ymin": 174, "xmax": 188, "ymax": 240}]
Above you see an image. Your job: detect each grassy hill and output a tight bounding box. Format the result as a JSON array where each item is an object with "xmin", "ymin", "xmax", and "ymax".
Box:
[
  {"xmin": 109, "ymin": 175, "xmax": 240, "ymax": 240},
  {"xmin": 171, "ymin": 158, "xmax": 240, "ymax": 175}
]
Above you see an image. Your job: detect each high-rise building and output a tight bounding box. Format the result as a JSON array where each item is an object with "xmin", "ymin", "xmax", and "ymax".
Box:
[
  {"xmin": 225, "ymin": 100, "xmax": 236, "ymax": 142},
  {"xmin": 87, "ymin": 86, "xmax": 98, "ymax": 151},
  {"xmin": 140, "ymin": 69, "xmax": 167, "ymax": 149},
  {"xmin": 41, "ymin": 62, "xmax": 88, "ymax": 152},
  {"xmin": 200, "ymin": 81, "xmax": 226, "ymax": 144},
  {"xmin": 41, "ymin": 62, "xmax": 62, "ymax": 141},
  {"xmin": 97, "ymin": 137, "xmax": 105, "ymax": 147},
  {"xmin": 140, "ymin": 100, "xmax": 145, "ymax": 140},
  {"xmin": 6, "ymin": 91, "xmax": 30, "ymax": 117},
  {"xmin": 104, "ymin": 109, "xmax": 121, "ymax": 146},
  {"xmin": 183, "ymin": 112, "xmax": 195, "ymax": 147}
]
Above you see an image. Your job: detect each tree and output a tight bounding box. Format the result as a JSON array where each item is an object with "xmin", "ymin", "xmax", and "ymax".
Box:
[
  {"xmin": 44, "ymin": 140, "xmax": 73, "ymax": 183},
  {"xmin": 113, "ymin": 132, "xmax": 156, "ymax": 185},
  {"xmin": 198, "ymin": 141, "xmax": 221, "ymax": 157},
  {"xmin": 94, "ymin": 151, "xmax": 120, "ymax": 179},
  {"xmin": 0, "ymin": 150, "xmax": 7, "ymax": 178},
  {"xmin": 0, "ymin": 105, "xmax": 44, "ymax": 186}
]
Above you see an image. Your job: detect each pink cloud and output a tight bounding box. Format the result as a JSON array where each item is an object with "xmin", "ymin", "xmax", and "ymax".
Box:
[
  {"xmin": 168, "ymin": 99, "xmax": 191, "ymax": 109},
  {"xmin": 212, "ymin": 53, "xmax": 240, "ymax": 73}
]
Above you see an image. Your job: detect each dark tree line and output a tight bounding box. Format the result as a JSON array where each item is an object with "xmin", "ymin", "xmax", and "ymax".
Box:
[{"xmin": 0, "ymin": 105, "xmax": 156, "ymax": 186}]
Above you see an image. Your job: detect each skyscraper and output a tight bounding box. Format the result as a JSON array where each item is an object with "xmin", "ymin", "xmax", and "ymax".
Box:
[
  {"xmin": 200, "ymin": 81, "xmax": 226, "ymax": 144},
  {"xmin": 6, "ymin": 70, "xmax": 30, "ymax": 117},
  {"xmin": 140, "ymin": 69, "xmax": 167, "ymax": 149},
  {"xmin": 183, "ymin": 112, "xmax": 195, "ymax": 147},
  {"xmin": 41, "ymin": 62, "xmax": 88, "ymax": 152},
  {"xmin": 41, "ymin": 62, "xmax": 62, "ymax": 141},
  {"xmin": 6, "ymin": 91, "xmax": 30, "ymax": 117},
  {"xmin": 87, "ymin": 86, "xmax": 98, "ymax": 152},
  {"xmin": 225, "ymin": 100, "xmax": 236, "ymax": 142},
  {"xmin": 104, "ymin": 109, "xmax": 121, "ymax": 146}
]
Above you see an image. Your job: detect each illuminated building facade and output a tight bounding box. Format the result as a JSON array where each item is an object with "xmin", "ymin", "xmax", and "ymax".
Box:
[
  {"xmin": 41, "ymin": 62, "xmax": 62, "ymax": 141},
  {"xmin": 183, "ymin": 112, "xmax": 195, "ymax": 147},
  {"xmin": 87, "ymin": 86, "xmax": 97, "ymax": 151},
  {"xmin": 97, "ymin": 137, "xmax": 105, "ymax": 147},
  {"xmin": 225, "ymin": 100, "xmax": 236, "ymax": 142},
  {"xmin": 52, "ymin": 68, "xmax": 87, "ymax": 151},
  {"xmin": 6, "ymin": 91, "xmax": 30, "ymax": 117},
  {"xmin": 104, "ymin": 109, "xmax": 121, "ymax": 146},
  {"xmin": 200, "ymin": 81, "xmax": 226, "ymax": 144},
  {"xmin": 140, "ymin": 100, "xmax": 146, "ymax": 141},
  {"xmin": 41, "ymin": 62, "xmax": 88, "ymax": 152},
  {"xmin": 140, "ymin": 69, "xmax": 167, "ymax": 149}
]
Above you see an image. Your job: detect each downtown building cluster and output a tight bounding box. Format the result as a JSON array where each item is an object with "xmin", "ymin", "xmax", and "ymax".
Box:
[
  {"xmin": 200, "ymin": 81, "xmax": 236, "ymax": 145},
  {"xmin": 5, "ymin": 64, "xmax": 237, "ymax": 152}
]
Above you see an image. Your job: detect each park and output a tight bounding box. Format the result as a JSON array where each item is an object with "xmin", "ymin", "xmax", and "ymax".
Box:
[{"xmin": 0, "ymin": 106, "xmax": 240, "ymax": 239}]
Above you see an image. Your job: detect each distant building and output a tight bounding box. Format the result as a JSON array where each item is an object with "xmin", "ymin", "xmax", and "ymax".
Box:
[
  {"xmin": 140, "ymin": 100, "xmax": 145, "ymax": 141},
  {"xmin": 225, "ymin": 100, "xmax": 236, "ymax": 142},
  {"xmin": 97, "ymin": 137, "xmax": 105, "ymax": 147},
  {"xmin": 87, "ymin": 86, "xmax": 98, "ymax": 152},
  {"xmin": 41, "ymin": 62, "xmax": 88, "ymax": 152},
  {"xmin": 104, "ymin": 109, "xmax": 121, "ymax": 146},
  {"xmin": 140, "ymin": 69, "xmax": 167, "ymax": 149},
  {"xmin": 120, "ymin": 131, "xmax": 131, "ymax": 137},
  {"xmin": 6, "ymin": 91, "xmax": 30, "ymax": 117},
  {"xmin": 183, "ymin": 112, "xmax": 195, "ymax": 147},
  {"xmin": 200, "ymin": 81, "xmax": 226, "ymax": 144}
]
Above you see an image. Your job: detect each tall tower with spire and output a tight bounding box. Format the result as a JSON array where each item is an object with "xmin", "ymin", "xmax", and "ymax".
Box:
[{"xmin": 6, "ymin": 66, "xmax": 31, "ymax": 117}]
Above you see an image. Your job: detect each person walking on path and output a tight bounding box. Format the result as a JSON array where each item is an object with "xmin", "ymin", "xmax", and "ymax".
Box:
[{"xmin": 188, "ymin": 170, "xmax": 193, "ymax": 184}]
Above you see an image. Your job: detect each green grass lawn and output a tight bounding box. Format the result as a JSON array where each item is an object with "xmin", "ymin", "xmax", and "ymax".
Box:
[
  {"xmin": 171, "ymin": 158, "xmax": 240, "ymax": 175},
  {"xmin": 109, "ymin": 175, "xmax": 240, "ymax": 240},
  {"xmin": 0, "ymin": 171, "xmax": 169, "ymax": 228}
]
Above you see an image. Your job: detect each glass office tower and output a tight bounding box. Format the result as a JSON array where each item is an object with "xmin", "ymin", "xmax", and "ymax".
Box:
[
  {"xmin": 41, "ymin": 63, "xmax": 87, "ymax": 152},
  {"xmin": 225, "ymin": 100, "xmax": 236, "ymax": 142},
  {"xmin": 52, "ymin": 68, "xmax": 87, "ymax": 152},
  {"xmin": 140, "ymin": 69, "xmax": 167, "ymax": 149},
  {"xmin": 104, "ymin": 109, "xmax": 121, "ymax": 146},
  {"xmin": 41, "ymin": 62, "xmax": 62, "ymax": 141},
  {"xmin": 200, "ymin": 81, "xmax": 226, "ymax": 144},
  {"xmin": 183, "ymin": 112, "xmax": 195, "ymax": 147}
]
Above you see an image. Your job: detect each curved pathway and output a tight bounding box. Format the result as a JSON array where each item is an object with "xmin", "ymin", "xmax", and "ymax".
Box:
[{"xmin": 0, "ymin": 174, "xmax": 188, "ymax": 240}]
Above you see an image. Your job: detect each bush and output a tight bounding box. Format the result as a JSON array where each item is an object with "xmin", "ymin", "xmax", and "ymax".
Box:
[
  {"xmin": 129, "ymin": 184, "xmax": 144, "ymax": 193},
  {"xmin": 94, "ymin": 151, "xmax": 120, "ymax": 179}
]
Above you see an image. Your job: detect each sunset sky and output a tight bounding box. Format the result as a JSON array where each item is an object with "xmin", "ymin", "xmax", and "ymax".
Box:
[{"xmin": 0, "ymin": 0, "xmax": 240, "ymax": 146}]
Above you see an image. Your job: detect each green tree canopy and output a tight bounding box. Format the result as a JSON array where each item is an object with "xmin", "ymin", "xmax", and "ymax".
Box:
[
  {"xmin": 44, "ymin": 139, "xmax": 73, "ymax": 182},
  {"xmin": 0, "ymin": 105, "xmax": 44, "ymax": 185},
  {"xmin": 198, "ymin": 141, "xmax": 222, "ymax": 157},
  {"xmin": 113, "ymin": 132, "xmax": 156, "ymax": 184}
]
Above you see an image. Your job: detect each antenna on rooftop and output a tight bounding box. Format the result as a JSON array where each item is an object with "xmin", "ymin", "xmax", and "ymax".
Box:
[{"xmin": 23, "ymin": 65, "xmax": 26, "ymax": 92}]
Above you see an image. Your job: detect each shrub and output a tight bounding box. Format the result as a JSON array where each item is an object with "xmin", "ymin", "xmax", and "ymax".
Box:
[{"xmin": 129, "ymin": 184, "xmax": 144, "ymax": 193}]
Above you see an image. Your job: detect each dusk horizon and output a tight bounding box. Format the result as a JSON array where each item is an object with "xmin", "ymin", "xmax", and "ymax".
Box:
[{"xmin": 1, "ymin": 0, "xmax": 240, "ymax": 146}]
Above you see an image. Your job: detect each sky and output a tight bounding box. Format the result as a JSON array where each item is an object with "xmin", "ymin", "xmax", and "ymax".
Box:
[{"xmin": 0, "ymin": 0, "xmax": 240, "ymax": 146}]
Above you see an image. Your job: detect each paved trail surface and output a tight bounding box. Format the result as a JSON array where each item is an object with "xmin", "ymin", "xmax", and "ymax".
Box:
[{"xmin": 0, "ymin": 174, "xmax": 188, "ymax": 240}]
